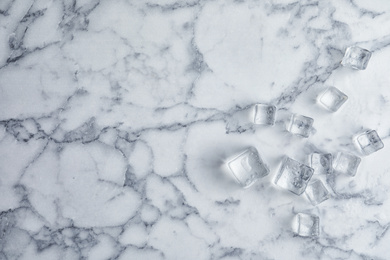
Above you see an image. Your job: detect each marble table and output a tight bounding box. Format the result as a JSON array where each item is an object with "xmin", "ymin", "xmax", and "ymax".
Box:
[{"xmin": 1, "ymin": 0, "xmax": 390, "ymax": 259}]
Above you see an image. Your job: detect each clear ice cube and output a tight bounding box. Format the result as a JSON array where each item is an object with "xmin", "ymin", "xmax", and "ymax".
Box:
[
  {"xmin": 341, "ymin": 46, "xmax": 372, "ymax": 70},
  {"xmin": 354, "ymin": 130, "xmax": 384, "ymax": 155},
  {"xmin": 309, "ymin": 153, "xmax": 333, "ymax": 175},
  {"xmin": 292, "ymin": 213, "xmax": 320, "ymax": 237},
  {"xmin": 253, "ymin": 104, "xmax": 276, "ymax": 125},
  {"xmin": 333, "ymin": 152, "xmax": 361, "ymax": 176},
  {"xmin": 317, "ymin": 87, "xmax": 348, "ymax": 112},
  {"xmin": 305, "ymin": 180, "xmax": 329, "ymax": 206},
  {"xmin": 227, "ymin": 147, "xmax": 269, "ymax": 188},
  {"xmin": 274, "ymin": 157, "xmax": 314, "ymax": 195},
  {"xmin": 287, "ymin": 114, "xmax": 313, "ymax": 138}
]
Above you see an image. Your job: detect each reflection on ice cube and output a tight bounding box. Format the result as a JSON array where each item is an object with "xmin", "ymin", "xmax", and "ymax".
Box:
[
  {"xmin": 341, "ymin": 46, "xmax": 372, "ymax": 70},
  {"xmin": 317, "ymin": 87, "xmax": 348, "ymax": 112},
  {"xmin": 227, "ymin": 147, "xmax": 269, "ymax": 188},
  {"xmin": 292, "ymin": 213, "xmax": 320, "ymax": 237}
]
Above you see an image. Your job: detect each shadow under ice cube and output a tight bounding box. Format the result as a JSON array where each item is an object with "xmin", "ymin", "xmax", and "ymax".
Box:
[
  {"xmin": 227, "ymin": 147, "xmax": 269, "ymax": 188},
  {"xmin": 309, "ymin": 152, "xmax": 332, "ymax": 175},
  {"xmin": 341, "ymin": 46, "xmax": 372, "ymax": 70},
  {"xmin": 292, "ymin": 213, "xmax": 320, "ymax": 237},
  {"xmin": 274, "ymin": 157, "xmax": 314, "ymax": 195},
  {"xmin": 253, "ymin": 104, "xmax": 276, "ymax": 125},
  {"xmin": 333, "ymin": 152, "xmax": 361, "ymax": 176},
  {"xmin": 305, "ymin": 180, "xmax": 329, "ymax": 206},
  {"xmin": 317, "ymin": 87, "xmax": 348, "ymax": 112},
  {"xmin": 354, "ymin": 130, "xmax": 384, "ymax": 155},
  {"xmin": 287, "ymin": 114, "xmax": 313, "ymax": 138}
]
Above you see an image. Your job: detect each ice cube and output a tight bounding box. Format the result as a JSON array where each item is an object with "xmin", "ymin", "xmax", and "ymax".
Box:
[
  {"xmin": 292, "ymin": 213, "xmax": 320, "ymax": 237},
  {"xmin": 305, "ymin": 180, "xmax": 329, "ymax": 206},
  {"xmin": 227, "ymin": 147, "xmax": 269, "ymax": 188},
  {"xmin": 287, "ymin": 114, "xmax": 314, "ymax": 138},
  {"xmin": 333, "ymin": 152, "xmax": 361, "ymax": 176},
  {"xmin": 253, "ymin": 104, "xmax": 276, "ymax": 125},
  {"xmin": 354, "ymin": 130, "xmax": 384, "ymax": 155},
  {"xmin": 317, "ymin": 87, "xmax": 348, "ymax": 112},
  {"xmin": 274, "ymin": 157, "xmax": 314, "ymax": 195},
  {"xmin": 341, "ymin": 46, "xmax": 372, "ymax": 70},
  {"xmin": 309, "ymin": 153, "xmax": 333, "ymax": 175}
]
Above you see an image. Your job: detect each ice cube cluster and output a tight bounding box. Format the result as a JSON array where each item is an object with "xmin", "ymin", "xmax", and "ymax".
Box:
[{"xmin": 224, "ymin": 46, "xmax": 384, "ymax": 238}]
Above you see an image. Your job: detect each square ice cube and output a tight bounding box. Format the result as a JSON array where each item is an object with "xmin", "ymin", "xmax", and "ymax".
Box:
[
  {"xmin": 227, "ymin": 147, "xmax": 269, "ymax": 188},
  {"xmin": 354, "ymin": 130, "xmax": 384, "ymax": 155},
  {"xmin": 305, "ymin": 180, "xmax": 329, "ymax": 206},
  {"xmin": 287, "ymin": 114, "xmax": 314, "ymax": 138},
  {"xmin": 253, "ymin": 104, "xmax": 276, "ymax": 125},
  {"xmin": 309, "ymin": 153, "xmax": 333, "ymax": 175},
  {"xmin": 341, "ymin": 46, "xmax": 372, "ymax": 70},
  {"xmin": 317, "ymin": 87, "xmax": 348, "ymax": 112},
  {"xmin": 333, "ymin": 152, "xmax": 361, "ymax": 176},
  {"xmin": 292, "ymin": 213, "xmax": 319, "ymax": 237},
  {"xmin": 274, "ymin": 157, "xmax": 314, "ymax": 195}
]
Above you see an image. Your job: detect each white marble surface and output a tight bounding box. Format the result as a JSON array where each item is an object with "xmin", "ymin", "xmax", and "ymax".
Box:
[{"xmin": 1, "ymin": 0, "xmax": 390, "ymax": 259}]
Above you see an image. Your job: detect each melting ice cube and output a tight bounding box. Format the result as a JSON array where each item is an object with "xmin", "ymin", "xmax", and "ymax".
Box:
[
  {"xmin": 309, "ymin": 152, "xmax": 333, "ymax": 175},
  {"xmin": 354, "ymin": 130, "xmax": 384, "ymax": 155},
  {"xmin": 333, "ymin": 152, "xmax": 361, "ymax": 176},
  {"xmin": 274, "ymin": 157, "xmax": 314, "ymax": 195},
  {"xmin": 292, "ymin": 213, "xmax": 320, "ymax": 237},
  {"xmin": 305, "ymin": 180, "xmax": 329, "ymax": 206},
  {"xmin": 341, "ymin": 46, "xmax": 372, "ymax": 70},
  {"xmin": 253, "ymin": 104, "xmax": 276, "ymax": 126},
  {"xmin": 227, "ymin": 147, "xmax": 269, "ymax": 188},
  {"xmin": 317, "ymin": 87, "xmax": 348, "ymax": 112},
  {"xmin": 287, "ymin": 114, "xmax": 314, "ymax": 138}
]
